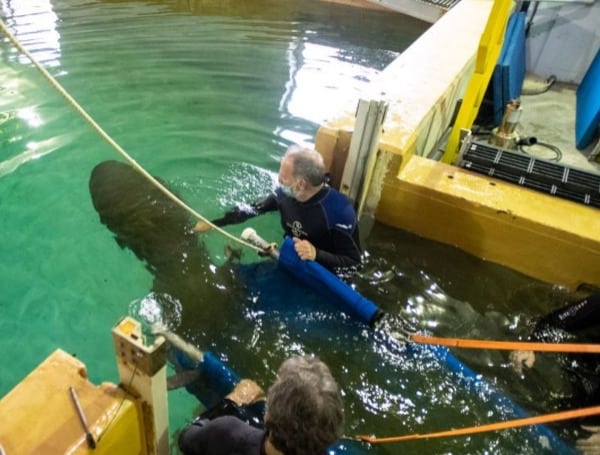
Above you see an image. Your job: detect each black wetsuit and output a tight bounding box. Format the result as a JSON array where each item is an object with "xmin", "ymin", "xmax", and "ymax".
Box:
[
  {"xmin": 212, "ymin": 186, "xmax": 361, "ymax": 273},
  {"xmin": 179, "ymin": 415, "xmax": 267, "ymax": 455},
  {"xmin": 530, "ymin": 292, "xmax": 600, "ymax": 407},
  {"xmin": 178, "ymin": 399, "xmax": 327, "ymax": 455}
]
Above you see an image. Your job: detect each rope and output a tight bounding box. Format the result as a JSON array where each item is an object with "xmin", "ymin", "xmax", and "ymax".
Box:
[
  {"xmin": 360, "ymin": 405, "xmax": 600, "ymax": 444},
  {"xmin": 0, "ymin": 18, "xmax": 260, "ymax": 253},
  {"xmin": 97, "ymin": 364, "xmax": 138, "ymax": 444},
  {"xmin": 411, "ymin": 334, "xmax": 600, "ymax": 354}
]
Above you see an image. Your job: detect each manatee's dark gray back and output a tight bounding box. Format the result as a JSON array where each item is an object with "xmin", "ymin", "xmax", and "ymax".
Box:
[
  {"xmin": 89, "ymin": 159, "xmax": 196, "ymax": 269},
  {"xmin": 88, "ymin": 159, "xmax": 242, "ymax": 338}
]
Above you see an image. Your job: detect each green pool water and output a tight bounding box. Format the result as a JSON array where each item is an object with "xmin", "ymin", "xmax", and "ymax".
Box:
[{"xmin": 0, "ymin": 1, "xmax": 583, "ymax": 453}]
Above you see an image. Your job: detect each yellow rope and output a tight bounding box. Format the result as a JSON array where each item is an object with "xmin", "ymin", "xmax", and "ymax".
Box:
[{"xmin": 0, "ymin": 18, "xmax": 260, "ymax": 253}]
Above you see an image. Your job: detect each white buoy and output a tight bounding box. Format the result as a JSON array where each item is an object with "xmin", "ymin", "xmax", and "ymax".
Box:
[{"xmin": 241, "ymin": 228, "xmax": 279, "ymax": 259}]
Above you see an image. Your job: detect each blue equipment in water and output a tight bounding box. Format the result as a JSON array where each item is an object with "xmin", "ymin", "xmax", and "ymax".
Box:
[
  {"xmin": 170, "ymin": 347, "xmax": 239, "ymax": 410},
  {"xmin": 270, "ymin": 236, "xmax": 575, "ymax": 454},
  {"xmin": 421, "ymin": 343, "xmax": 575, "ymax": 454},
  {"xmin": 277, "ymin": 237, "xmax": 382, "ymax": 326},
  {"xmin": 171, "ymin": 231, "xmax": 575, "ymax": 454}
]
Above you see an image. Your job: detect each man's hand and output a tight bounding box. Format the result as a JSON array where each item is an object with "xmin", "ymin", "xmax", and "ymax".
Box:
[
  {"xmin": 226, "ymin": 379, "xmax": 265, "ymax": 406},
  {"xmin": 293, "ymin": 237, "xmax": 316, "ymax": 261},
  {"xmin": 509, "ymin": 350, "xmax": 536, "ymax": 375},
  {"xmin": 577, "ymin": 426, "xmax": 600, "ymax": 455},
  {"xmin": 257, "ymin": 242, "xmax": 278, "ymax": 258},
  {"xmin": 193, "ymin": 221, "xmax": 213, "ymax": 233}
]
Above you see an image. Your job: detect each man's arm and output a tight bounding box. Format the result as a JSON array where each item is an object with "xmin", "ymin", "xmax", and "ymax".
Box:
[
  {"xmin": 532, "ymin": 292, "xmax": 600, "ymax": 339},
  {"xmin": 511, "ymin": 292, "xmax": 600, "ymax": 373},
  {"xmin": 194, "ymin": 193, "xmax": 278, "ymax": 232}
]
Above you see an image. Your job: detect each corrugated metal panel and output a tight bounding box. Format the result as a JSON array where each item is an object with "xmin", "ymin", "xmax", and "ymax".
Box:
[{"xmin": 459, "ymin": 140, "xmax": 600, "ymax": 208}]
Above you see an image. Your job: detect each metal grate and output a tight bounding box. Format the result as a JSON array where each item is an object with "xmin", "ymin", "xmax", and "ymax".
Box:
[
  {"xmin": 459, "ymin": 141, "xmax": 600, "ymax": 208},
  {"xmin": 418, "ymin": 0, "xmax": 461, "ymax": 10}
]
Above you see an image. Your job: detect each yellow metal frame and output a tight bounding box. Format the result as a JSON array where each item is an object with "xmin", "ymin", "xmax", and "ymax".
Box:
[
  {"xmin": 375, "ymin": 155, "xmax": 600, "ymax": 290},
  {"xmin": 441, "ymin": 0, "xmax": 513, "ymax": 163},
  {"xmin": 0, "ymin": 350, "xmax": 143, "ymax": 455}
]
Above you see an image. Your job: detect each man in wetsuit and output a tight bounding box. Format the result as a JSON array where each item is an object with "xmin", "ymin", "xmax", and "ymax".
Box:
[
  {"xmin": 510, "ymin": 292, "xmax": 600, "ymax": 454},
  {"xmin": 511, "ymin": 292, "xmax": 600, "ymax": 384},
  {"xmin": 194, "ymin": 145, "xmax": 361, "ymax": 274},
  {"xmin": 178, "ymin": 355, "xmax": 345, "ymax": 455}
]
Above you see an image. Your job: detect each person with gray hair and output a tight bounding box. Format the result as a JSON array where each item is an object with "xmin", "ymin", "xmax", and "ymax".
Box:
[
  {"xmin": 194, "ymin": 144, "xmax": 361, "ymax": 274},
  {"xmin": 264, "ymin": 356, "xmax": 344, "ymax": 455},
  {"xmin": 178, "ymin": 355, "xmax": 345, "ymax": 455}
]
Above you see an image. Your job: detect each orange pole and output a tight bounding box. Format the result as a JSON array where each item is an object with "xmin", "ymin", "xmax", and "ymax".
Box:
[
  {"xmin": 360, "ymin": 405, "xmax": 600, "ymax": 444},
  {"xmin": 411, "ymin": 334, "xmax": 600, "ymax": 354}
]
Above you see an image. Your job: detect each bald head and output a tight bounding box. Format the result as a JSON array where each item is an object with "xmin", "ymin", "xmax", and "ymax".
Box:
[{"xmin": 283, "ymin": 145, "xmax": 326, "ymax": 187}]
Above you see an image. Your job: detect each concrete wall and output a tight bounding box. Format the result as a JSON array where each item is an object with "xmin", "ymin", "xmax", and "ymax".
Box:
[{"xmin": 526, "ymin": 0, "xmax": 600, "ymax": 84}]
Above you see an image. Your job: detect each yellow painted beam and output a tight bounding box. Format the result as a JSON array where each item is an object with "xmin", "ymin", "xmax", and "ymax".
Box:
[
  {"xmin": 0, "ymin": 350, "xmax": 143, "ymax": 455},
  {"xmin": 441, "ymin": 0, "xmax": 513, "ymax": 163},
  {"xmin": 316, "ymin": 0, "xmax": 494, "ymax": 168},
  {"xmin": 376, "ymin": 155, "xmax": 600, "ymax": 290}
]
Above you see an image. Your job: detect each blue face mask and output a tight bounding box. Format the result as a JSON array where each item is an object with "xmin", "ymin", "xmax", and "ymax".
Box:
[{"xmin": 279, "ymin": 184, "xmax": 295, "ymax": 198}]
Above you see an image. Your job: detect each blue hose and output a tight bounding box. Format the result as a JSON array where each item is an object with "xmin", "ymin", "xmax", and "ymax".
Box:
[
  {"xmin": 273, "ymin": 238, "xmax": 574, "ymax": 453},
  {"xmin": 172, "ymin": 237, "xmax": 574, "ymax": 453},
  {"xmin": 277, "ymin": 237, "xmax": 381, "ymax": 325},
  {"xmin": 170, "ymin": 348, "xmax": 240, "ymax": 410},
  {"xmin": 415, "ymin": 343, "xmax": 576, "ymax": 454}
]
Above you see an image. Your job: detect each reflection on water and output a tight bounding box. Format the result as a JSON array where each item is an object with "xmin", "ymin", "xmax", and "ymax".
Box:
[
  {"xmin": 0, "ymin": 1, "xmax": 587, "ymax": 453},
  {"xmin": 0, "ymin": 0, "xmax": 61, "ymax": 66},
  {"xmin": 359, "ymin": 226, "xmax": 588, "ymax": 437}
]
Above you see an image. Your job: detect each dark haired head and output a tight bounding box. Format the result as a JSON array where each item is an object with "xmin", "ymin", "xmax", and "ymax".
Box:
[{"xmin": 265, "ymin": 355, "xmax": 344, "ymax": 455}]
